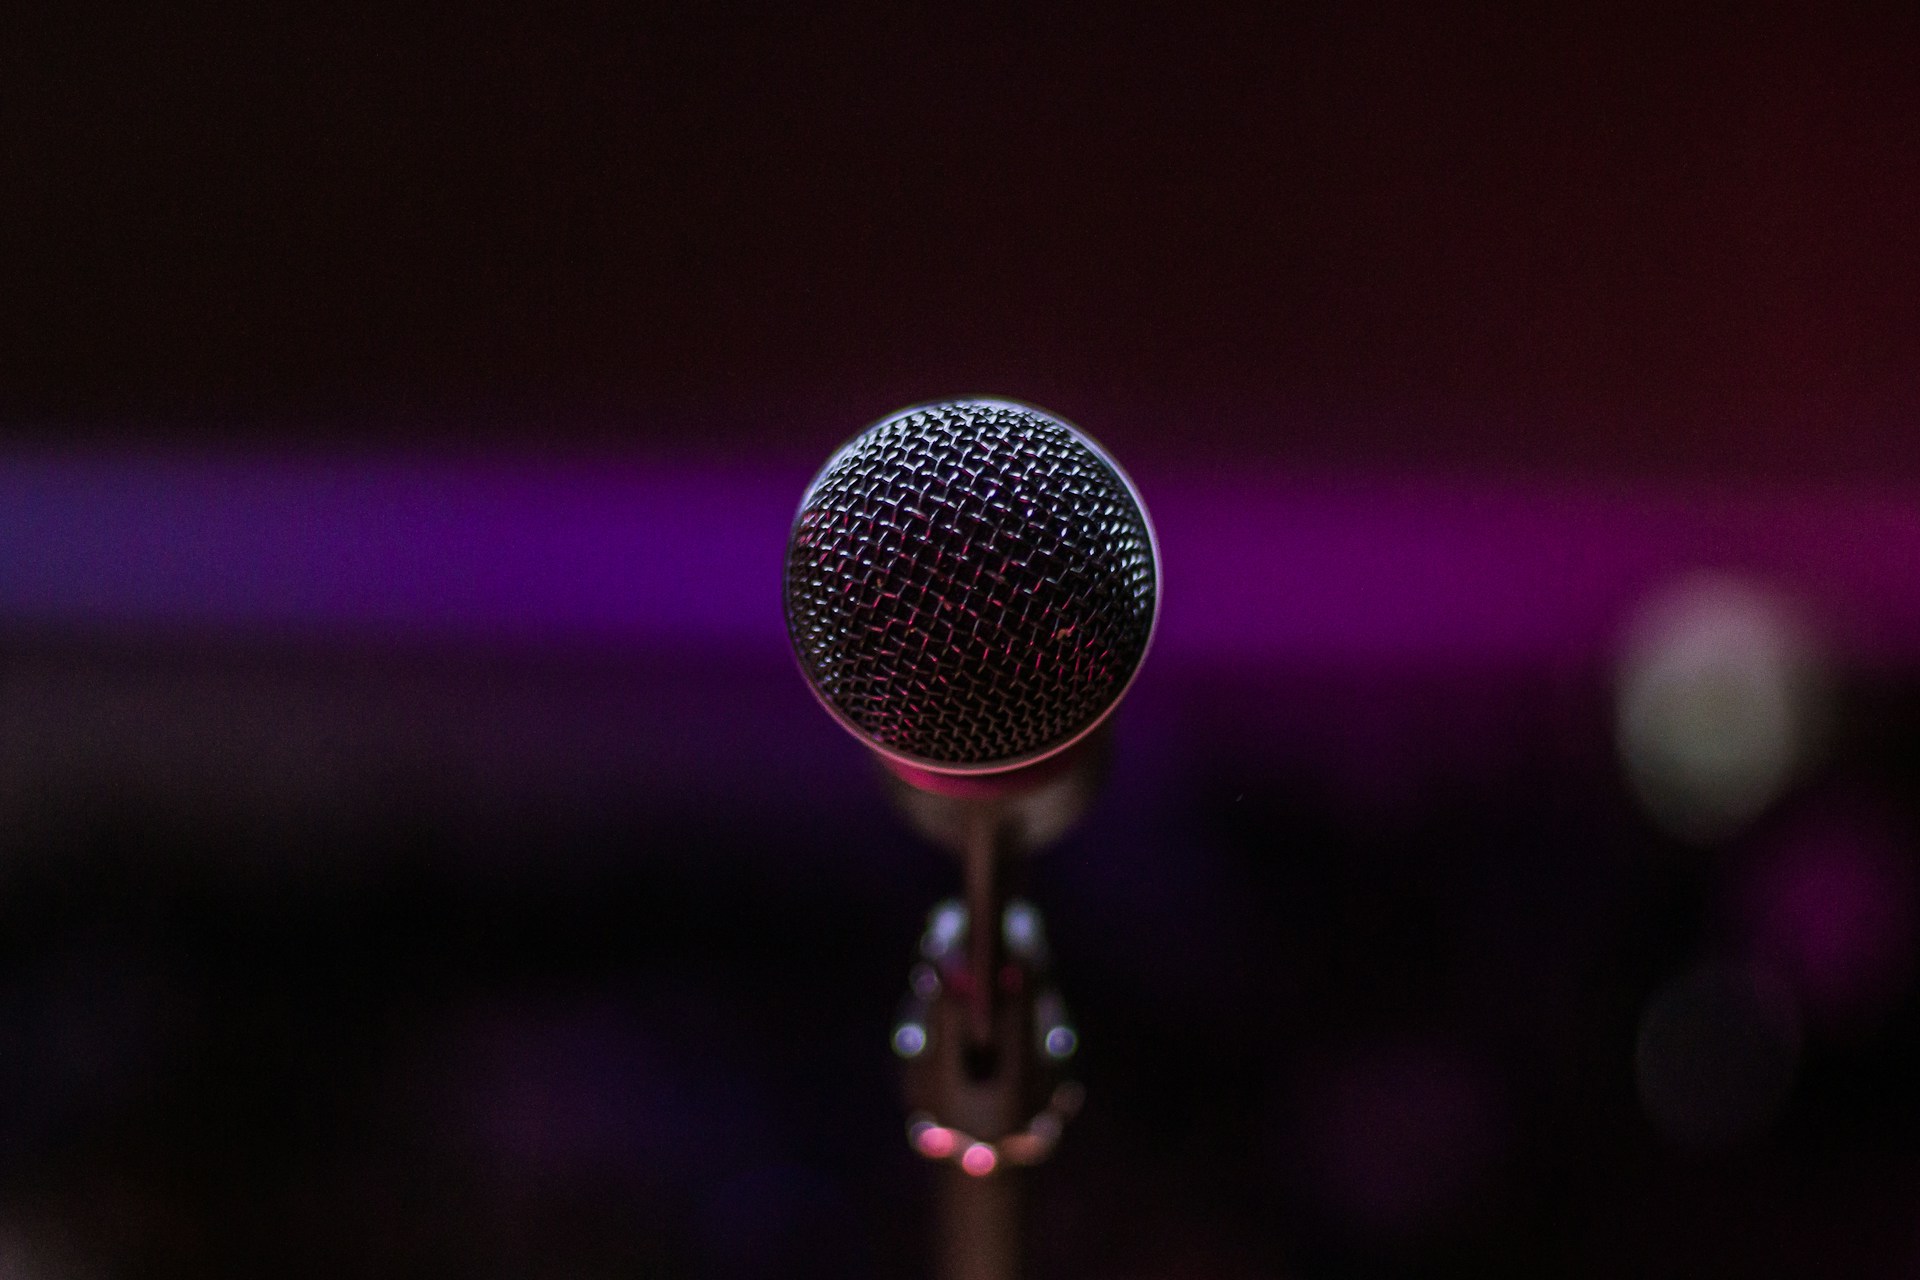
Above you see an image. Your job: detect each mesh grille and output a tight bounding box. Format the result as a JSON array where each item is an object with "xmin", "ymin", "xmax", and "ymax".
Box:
[{"xmin": 785, "ymin": 401, "xmax": 1156, "ymax": 768}]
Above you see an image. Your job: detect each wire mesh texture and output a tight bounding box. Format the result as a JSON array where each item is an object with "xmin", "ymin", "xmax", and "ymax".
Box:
[{"xmin": 785, "ymin": 400, "xmax": 1157, "ymax": 770}]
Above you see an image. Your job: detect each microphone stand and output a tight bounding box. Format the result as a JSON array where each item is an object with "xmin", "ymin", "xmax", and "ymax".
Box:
[
  {"xmin": 936, "ymin": 814, "xmax": 1026, "ymax": 1280},
  {"xmin": 886, "ymin": 734, "xmax": 1105, "ymax": 1280}
]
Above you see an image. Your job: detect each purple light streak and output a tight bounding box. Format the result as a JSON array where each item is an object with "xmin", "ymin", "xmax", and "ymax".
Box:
[
  {"xmin": 0, "ymin": 449, "xmax": 795, "ymax": 652},
  {"xmin": 3, "ymin": 448, "xmax": 1919, "ymax": 666}
]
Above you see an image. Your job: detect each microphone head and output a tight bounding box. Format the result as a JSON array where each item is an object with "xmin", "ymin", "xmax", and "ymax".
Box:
[{"xmin": 784, "ymin": 399, "xmax": 1158, "ymax": 777}]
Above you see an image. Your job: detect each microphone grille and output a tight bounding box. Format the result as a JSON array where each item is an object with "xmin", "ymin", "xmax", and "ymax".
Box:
[{"xmin": 785, "ymin": 400, "xmax": 1157, "ymax": 771}]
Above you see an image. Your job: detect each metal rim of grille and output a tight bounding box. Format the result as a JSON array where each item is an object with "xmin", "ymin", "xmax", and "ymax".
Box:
[{"xmin": 784, "ymin": 398, "xmax": 1159, "ymax": 774}]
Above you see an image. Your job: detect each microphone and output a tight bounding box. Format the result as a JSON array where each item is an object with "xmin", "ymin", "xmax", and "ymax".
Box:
[
  {"xmin": 783, "ymin": 399, "xmax": 1158, "ymax": 1280},
  {"xmin": 785, "ymin": 397, "xmax": 1158, "ymax": 811}
]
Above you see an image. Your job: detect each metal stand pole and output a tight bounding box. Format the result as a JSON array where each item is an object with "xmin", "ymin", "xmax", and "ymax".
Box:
[
  {"xmin": 940, "ymin": 820, "xmax": 1023, "ymax": 1280},
  {"xmin": 886, "ymin": 738, "xmax": 1102, "ymax": 1280},
  {"xmin": 895, "ymin": 832, "xmax": 1082, "ymax": 1280},
  {"xmin": 937, "ymin": 1166, "xmax": 1025, "ymax": 1280}
]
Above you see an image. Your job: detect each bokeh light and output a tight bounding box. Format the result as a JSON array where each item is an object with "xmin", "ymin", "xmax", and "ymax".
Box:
[
  {"xmin": 1736, "ymin": 802, "xmax": 1918, "ymax": 1033},
  {"xmin": 1635, "ymin": 962, "xmax": 1801, "ymax": 1149},
  {"xmin": 1616, "ymin": 574, "xmax": 1829, "ymax": 842},
  {"xmin": 960, "ymin": 1143, "xmax": 998, "ymax": 1178}
]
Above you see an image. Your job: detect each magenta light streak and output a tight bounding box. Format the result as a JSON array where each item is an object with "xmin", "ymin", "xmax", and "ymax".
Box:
[
  {"xmin": 1149, "ymin": 471, "xmax": 1920, "ymax": 666},
  {"xmin": 2, "ymin": 449, "xmax": 1919, "ymax": 665}
]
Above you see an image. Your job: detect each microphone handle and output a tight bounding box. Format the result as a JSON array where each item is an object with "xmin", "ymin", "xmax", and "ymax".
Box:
[{"xmin": 938, "ymin": 1165, "xmax": 1025, "ymax": 1280}]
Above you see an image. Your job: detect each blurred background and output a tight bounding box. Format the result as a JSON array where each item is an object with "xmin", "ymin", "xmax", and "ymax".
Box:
[{"xmin": 4, "ymin": 4, "xmax": 1920, "ymax": 1276}]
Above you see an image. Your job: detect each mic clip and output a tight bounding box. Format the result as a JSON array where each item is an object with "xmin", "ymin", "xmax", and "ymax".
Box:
[{"xmin": 892, "ymin": 899, "xmax": 1084, "ymax": 1178}]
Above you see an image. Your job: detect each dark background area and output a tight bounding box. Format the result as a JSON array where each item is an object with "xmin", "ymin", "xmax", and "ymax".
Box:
[
  {"xmin": 5, "ymin": 4, "xmax": 1920, "ymax": 473},
  {"xmin": 4, "ymin": 5, "xmax": 1920, "ymax": 1277}
]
